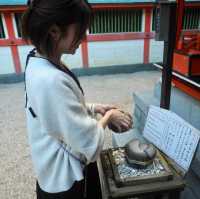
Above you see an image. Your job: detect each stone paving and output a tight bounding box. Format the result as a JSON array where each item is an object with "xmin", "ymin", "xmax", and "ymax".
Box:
[{"xmin": 0, "ymin": 71, "xmax": 161, "ymax": 199}]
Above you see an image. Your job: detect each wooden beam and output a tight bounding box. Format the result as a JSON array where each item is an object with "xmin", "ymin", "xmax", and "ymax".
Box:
[
  {"xmin": 91, "ymin": 3, "xmax": 154, "ymax": 10},
  {"xmin": 0, "ymin": 5, "xmax": 27, "ymax": 12},
  {"xmin": 87, "ymin": 32, "xmax": 155, "ymax": 42},
  {"xmin": 0, "ymin": 39, "xmax": 26, "ymax": 46},
  {"xmin": 172, "ymin": 77, "xmax": 200, "ymax": 101}
]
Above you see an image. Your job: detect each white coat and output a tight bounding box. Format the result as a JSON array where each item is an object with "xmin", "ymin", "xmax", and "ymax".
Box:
[{"xmin": 25, "ymin": 56, "xmax": 105, "ymax": 193}]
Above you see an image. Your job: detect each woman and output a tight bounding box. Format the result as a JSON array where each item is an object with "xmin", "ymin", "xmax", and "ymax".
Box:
[{"xmin": 22, "ymin": 0, "xmax": 132, "ymax": 198}]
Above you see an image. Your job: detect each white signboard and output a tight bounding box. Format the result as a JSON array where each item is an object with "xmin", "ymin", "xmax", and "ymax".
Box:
[{"xmin": 143, "ymin": 105, "xmax": 200, "ymax": 171}]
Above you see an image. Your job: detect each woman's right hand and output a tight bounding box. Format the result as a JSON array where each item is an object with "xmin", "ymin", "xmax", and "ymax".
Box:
[
  {"xmin": 98, "ymin": 109, "xmax": 133, "ymax": 132},
  {"xmin": 107, "ymin": 109, "xmax": 133, "ymax": 132}
]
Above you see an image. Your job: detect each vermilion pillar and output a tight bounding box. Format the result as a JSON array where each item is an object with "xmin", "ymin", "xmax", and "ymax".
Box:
[
  {"xmin": 4, "ymin": 12, "xmax": 22, "ymax": 74},
  {"xmin": 81, "ymin": 36, "xmax": 89, "ymax": 68},
  {"xmin": 143, "ymin": 8, "xmax": 151, "ymax": 64}
]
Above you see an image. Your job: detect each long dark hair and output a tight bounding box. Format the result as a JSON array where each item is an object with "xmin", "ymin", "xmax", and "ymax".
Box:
[{"xmin": 22, "ymin": 0, "xmax": 92, "ymax": 56}]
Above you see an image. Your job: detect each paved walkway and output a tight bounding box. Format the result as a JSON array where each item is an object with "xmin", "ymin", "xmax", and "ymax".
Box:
[{"xmin": 0, "ymin": 71, "xmax": 160, "ymax": 199}]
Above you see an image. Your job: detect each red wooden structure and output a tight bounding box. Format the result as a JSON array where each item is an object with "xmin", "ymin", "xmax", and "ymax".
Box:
[{"xmin": 171, "ymin": 0, "xmax": 200, "ymax": 101}]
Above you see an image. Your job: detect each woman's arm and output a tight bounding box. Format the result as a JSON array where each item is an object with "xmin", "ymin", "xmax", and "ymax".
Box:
[
  {"xmin": 87, "ymin": 103, "xmax": 133, "ymax": 132},
  {"xmin": 33, "ymin": 74, "xmax": 105, "ymax": 164},
  {"xmin": 87, "ymin": 103, "xmax": 117, "ymax": 116}
]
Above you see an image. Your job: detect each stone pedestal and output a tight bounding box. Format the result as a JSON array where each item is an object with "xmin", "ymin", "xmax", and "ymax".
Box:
[{"xmin": 112, "ymin": 80, "xmax": 200, "ymax": 199}]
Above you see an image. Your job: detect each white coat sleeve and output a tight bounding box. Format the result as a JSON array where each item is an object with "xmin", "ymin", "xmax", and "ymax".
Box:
[{"xmin": 34, "ymin": 74, "xmax": 105, "ymax": 163}]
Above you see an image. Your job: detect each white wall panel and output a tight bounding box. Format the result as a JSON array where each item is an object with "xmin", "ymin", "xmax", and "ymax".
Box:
[
  {"xmin": 88, "ymin": 40, "xmax": 144, "ymax": 67},
  {"xmin": 0, "ymin": 47, "xmax": 15, "ymax": 74}
]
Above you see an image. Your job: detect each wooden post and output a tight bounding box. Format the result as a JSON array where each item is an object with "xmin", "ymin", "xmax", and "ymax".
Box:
[
  {"xmin": 81, "ymin": 36, "xmax": 89, "ymax": 68},
  {"xmin": 160, "ymin": 3, "xmax": 177, "ymax": 109},
  {"xmin": 144, "ymin": 8, "xmax": 151, "ymax": 64},
  {"xmin": 4, "ymin": 12, "xmax": 22, "ymax": 74}
]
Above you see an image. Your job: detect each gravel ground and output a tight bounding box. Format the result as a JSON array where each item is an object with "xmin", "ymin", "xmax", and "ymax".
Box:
[{"xmin": 0, "ymin": 71, "xmax": 160, "ymax": 199}]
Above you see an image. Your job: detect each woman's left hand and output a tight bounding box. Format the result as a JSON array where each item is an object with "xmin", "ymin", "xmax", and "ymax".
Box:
[{"xmin": 94, "ymin": 104, "xmax": 117, "ymax": 116}]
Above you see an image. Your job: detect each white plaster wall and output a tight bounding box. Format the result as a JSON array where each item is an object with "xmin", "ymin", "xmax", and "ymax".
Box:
[
  {"xmin": 12, "ymin": 13, "xmax": 20, "ymax": 39},
  {"xmin": 18, "ymin": 45, "xmax": 82, "ymax": 71},
  {"xmin": 141, "ymin": 9, "xmax": 145, "ymax": 32},
  {"xmin": 18, "ymin": 45, "xmax": 34, "ymax": 72},
  {"xmin": 88, "ymin": 40, "xmax": 144, "ymax": 67},
  {"xmin": 149, "ymin": 39, "xmax": 164, "ymax": 63},
  {"xmin": 61, "ymin": 46, "xmax": 82, "ymax": 69},
  {"xmin": 1, "ymin": 14, "xmax": 8, "ymax": 39},
  {"xmin": 0, "ymin": 47, "xmax": 15, "ymax": 74}
]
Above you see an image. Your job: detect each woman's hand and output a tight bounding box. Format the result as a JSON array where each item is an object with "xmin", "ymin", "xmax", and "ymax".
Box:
[
  {"xmin": 108, "ymin": 109, "xmax": 133, "ymax": 133},
  {"xmin": 98, "ymin": 109, "xmax": 133, "ymax": 132},
  {"xmin": 94, "ymin": 104, "xmax": 117, "ymax": 116}
]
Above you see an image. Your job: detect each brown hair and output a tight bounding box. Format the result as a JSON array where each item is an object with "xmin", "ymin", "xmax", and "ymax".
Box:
[{"xmin": 22, "ymin": 0, "xmax": 92, "ymax": 56}]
